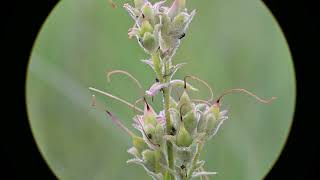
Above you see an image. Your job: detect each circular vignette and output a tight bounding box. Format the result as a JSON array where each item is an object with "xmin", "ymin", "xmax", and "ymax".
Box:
[{"xmin": 26, "ymin": 0, "xmax": 296, "ymax": 180}]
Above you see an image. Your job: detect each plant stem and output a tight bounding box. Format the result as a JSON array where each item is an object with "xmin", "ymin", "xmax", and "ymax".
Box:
[
  {"xmin": 187, "ymin": 143, "xmax": 203, "ymax": 179},
  {"xmin": 152, "ymin": 54, "xmax": 175, "ymax": 180},
  {"xmin": 163, "ymin": 60, "xmax": 174, "ymax": 180}
]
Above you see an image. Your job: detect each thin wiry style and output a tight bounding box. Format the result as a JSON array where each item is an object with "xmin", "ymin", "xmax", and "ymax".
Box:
[
  {"xmin": 216, "ymin": 88, "xmax": 277, "ymax": 104},
  {"xmin": 89, "ymin": 87, "xmax": 143, "ymax": 112},
  {"xmin": 184, "ymin": 75, "xmax": 214, "ymax": 102}
]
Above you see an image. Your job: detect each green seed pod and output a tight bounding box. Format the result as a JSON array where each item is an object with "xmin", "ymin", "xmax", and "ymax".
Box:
[
  {"xmin": 144, "ymin": 124, "xmax": 156, "ymax": 140},
  {"xmin": 171, "ymin": 12, "xmax": 187, "ymax": 31},
  {"xmin": 212, "ymin": 103, "xmax": 221, "ymax": 119},
  {"xmin": 154, "ymin": 123, "xmax": 164, "ymax": 145},
  {"xmin": 177, "ymin": 90, "xmax": 193, "ymax": 116},
  {"xmin": 206, "ymin": 113, "xmax": 218, "ymax": 131},
  {"xmin": 142, "ymin": 149, "xmax": 161, "ymax": 173},
  {"xmin": 142, "ymin": 3, "xmax": 155, "ymax": 24},
  {"xmin": 183, "ymin": 110, "xmax": 197, "ymax": 134},
  {"xmin": 175, "ymin": 148, "xmax": 192, "ymax": 164},
  {"xmin": 132, "ymin": 135, "xmax": 147, "ymax": 153},
  {"xmin": 176, "ymin": 122, "xmax": 192, "ymax": 147},
  {"xmin": 139, "ymin": 20, "xmax": 153, "ymax": 37},
  {"xmin": 151, "ymin": 52, "xmax": 163, "ymax": 82},
  {"xmin": 142, "ymin": 32, "xmax": 158, "ymax": 53},
  {"xmin": 159, "ymin": 14, "xmax": 170, "ymax": 34},
  {"xmin": 134, "ymin": 0, "xmax": 146, "ymax": 9}
]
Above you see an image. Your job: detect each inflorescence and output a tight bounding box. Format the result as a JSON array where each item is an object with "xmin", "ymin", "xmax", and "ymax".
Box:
[{"xmin": 89, "ymin": 1, "xmax": 276, "ymax": 179}]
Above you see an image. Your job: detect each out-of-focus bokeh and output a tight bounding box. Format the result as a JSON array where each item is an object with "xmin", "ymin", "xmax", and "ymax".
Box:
[{"xmin": 26, "ymin": 0, "xmax": 295, "ymax": 179}]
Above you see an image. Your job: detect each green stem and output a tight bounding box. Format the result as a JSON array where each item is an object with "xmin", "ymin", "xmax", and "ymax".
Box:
[
  {"xmin": 187, "ymin": 143, "xmax": 203, "ymax": 179},
  {"xmin": 152, "ymin": 54, "xmax": 174, "ymax": 180},
  {"xmin": 163, "ymin": 60, "xmax": 174, "ymax": 180}
]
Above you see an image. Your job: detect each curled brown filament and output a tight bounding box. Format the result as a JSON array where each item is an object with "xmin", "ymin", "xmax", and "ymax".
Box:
[
  {"xmin": 184, "ymin": 75, "xmax": 214, "ymax": 102},
  {"xmin": 107, "ymin": 70, "xmax": 144, "ymax": 96},
  {"xmin": 179, "ymin": 103, "xmax": 191, "ymax": 122},
  {"xmin": 216, "ymin": 88, "xmax": 277, "ymax": 104}
]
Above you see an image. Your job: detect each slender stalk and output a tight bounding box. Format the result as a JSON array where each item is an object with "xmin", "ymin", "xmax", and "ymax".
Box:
[
  {"xmin": 188, "ymin": 143, "xmax": 203, "ymax": 179},
  {"xmin": 163, "ymin": 87, "xmax": 174, "ymax": 179},
  {"xmin": 153, "ymin": 54, "xmax": 175, "ymax": 180}
]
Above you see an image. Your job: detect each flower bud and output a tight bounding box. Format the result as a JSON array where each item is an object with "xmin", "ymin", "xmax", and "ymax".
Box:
[
  {"xmin": 182, "ymin": 110, "xmax": 197, "ymax": 134},
  {"xmin": 143, "ymin": 101, "xmax": 157, "ymax": 126},
  {"xmin": 172, "ymin": 12, "xmax": 188, "ymax": 31},
  {"xmin": 159, "ymin": 14, "xmax": 170, "ymax": 34},
  {"xmin": 211, "ymin": 103, "xmax": 220, "ymax": 119},
  {"xmin": 132, "ymin": 135, "xmax": 147, "ymax": 153},
  {"xmin": 142, "ymin": 32, "xmax": 158, "ymax": 53},
  {"xmin": 177, "ymin": 90, "xmax": 193, "ymax": 116},
  {"xmin": 176, "ymin": 122, "xmax": 192, "ymax": 147},
  {"xmin": 139, "ymin": 20, "xmax": 154, "ymax": 37},
  {"xmin": 142, "ymin": 3, "xmax": 155, "ymax": 24},
  {"xmin": 206, "ymin": 113, "xmax": 218, "ymax": 131}
]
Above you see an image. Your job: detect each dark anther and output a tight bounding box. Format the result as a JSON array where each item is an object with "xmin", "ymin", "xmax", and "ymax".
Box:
[
  {"xmin": 147, "ymin": 133, "xmax": 152, "ymax": 139},
  {"xmin": 180, "ymin": 164, "xmax": 185, "ymax": 169},
  {"xmin": 170, "ymin": 127, "xmax": 176, "ymax": 135},
  {"xmin": 178, "ymin": 33, "xmax": 186, "ymax": 39},
  {"xmin": 138, "ymin": 38, "xmax": 143, "ymax": 45},
  {"xmin": 155, "ymin": 78, "xmax": 159, "ymax": 82},
  {"xmin": 142, "ymin": 13, "xmax": 145, "ymax": 18}
]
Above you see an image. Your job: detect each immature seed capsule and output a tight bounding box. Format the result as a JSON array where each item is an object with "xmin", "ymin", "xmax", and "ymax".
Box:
[
  {"xmin": 142, "ymin": 149, "xmax": 161, "ymax": 173},
  {"xmin": 141, "ymin": 3, "xmax": 155, "ymax": 24},
  {"xmin": 132, "ymin": 135, "xmax": 147, "ymax": 153},
  {"xmin": 154, "ymin": 123, "xmax": 164, "ymax": 145},
  {"xmin": 143, "ymin": 101, "xmax": 157, "ymax": 126},
  {"xmin": 142, "ymin": 32, "xmax": 158, "ymax": 53},
  {"xmin": 182, "ymin": 110, "xmax": 197, "ymax": 134},
  {"xmin": 177, "ymin": 90, "xmax": 193, "ymax": 116},
  {"xmin": 176, "ymin": 122, "xmax": 192, "ymax": 147},
  {"xmin": 139, "ymin": 20, "xmax": 154, "ymax": 37},
  {"xmin": 172, "ymin": 12, "xmax": 188, "ymax": 31}
]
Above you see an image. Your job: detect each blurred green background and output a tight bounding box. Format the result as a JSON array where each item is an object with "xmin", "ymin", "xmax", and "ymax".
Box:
[{"xmin": 26, "ymin": 0, "xmax": 295, "ymax": 179}]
